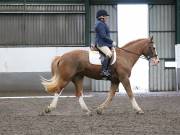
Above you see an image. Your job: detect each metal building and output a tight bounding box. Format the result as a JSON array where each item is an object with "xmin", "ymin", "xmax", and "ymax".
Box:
[
  {"xmin": 0, "ymin": 1, "xmax": 89, "ymax": 94},
  {"xmin": 0, "ymin": 0, "xmax": 179, "ymax": 94},
  {"xmin": 149, "ymin": 5, "xmax": 176, "ymax": 91}
]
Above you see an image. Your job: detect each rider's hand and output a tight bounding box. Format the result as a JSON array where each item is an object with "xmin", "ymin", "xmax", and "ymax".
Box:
[
  {"xmin": 112, "ymin": 41, "xmax": 117, "ymax": 47},
  {"xmin": 111, "ymin": 47, "xmax": 115, "ymax": 51}
]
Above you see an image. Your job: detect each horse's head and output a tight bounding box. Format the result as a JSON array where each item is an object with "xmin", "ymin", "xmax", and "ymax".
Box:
[{"xmin": 143, "ymin": 36, "xmax": 160, "ymax": 65}]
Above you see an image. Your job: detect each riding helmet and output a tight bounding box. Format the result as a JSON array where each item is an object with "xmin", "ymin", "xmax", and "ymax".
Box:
[{"xmin": 96, "ymin": 9, "xmax": 109, "ymax": 18}]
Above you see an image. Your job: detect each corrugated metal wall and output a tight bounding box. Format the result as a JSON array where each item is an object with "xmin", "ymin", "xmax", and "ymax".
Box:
[
  {"xmin": 149, "ymin": 5, "xmax": 176, "ymax": 91},
  {"xmin": 0, "ymin": 4, "xmax": 85, "ymax": 47},
  {"xmin": 91, "ymin": 80, "xmax": 111, "ymax": 92},
  {"xmin": 90, "ymin": 5, "xmax": 117, "ymax": 92}
]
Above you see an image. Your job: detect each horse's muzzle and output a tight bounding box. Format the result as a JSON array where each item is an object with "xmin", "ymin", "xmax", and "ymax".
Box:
[{"xmin": 150, "ymin": 57, "xmax": 160, "ymax": 65}]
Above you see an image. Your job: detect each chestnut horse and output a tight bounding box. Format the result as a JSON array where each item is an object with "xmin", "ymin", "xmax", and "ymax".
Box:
[{"xmin": 41, "ymin": 37, "xmax": 159, "ymax": 115}]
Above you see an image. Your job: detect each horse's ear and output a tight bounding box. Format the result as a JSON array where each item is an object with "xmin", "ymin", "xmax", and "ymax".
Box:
[{"xmin": 149, "ymin": 35, "xmax": 153, "ymax": 41}]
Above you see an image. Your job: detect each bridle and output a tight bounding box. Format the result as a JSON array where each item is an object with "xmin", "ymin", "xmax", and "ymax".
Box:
[{"xmin": 146, "ymin": 46, "xmax": 158, "ymax": 60}]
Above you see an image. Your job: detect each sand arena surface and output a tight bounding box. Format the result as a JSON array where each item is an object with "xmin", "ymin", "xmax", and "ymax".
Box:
[{"xmin": 0, "ymin": 92, "xmax": 180, "ymax": 135}]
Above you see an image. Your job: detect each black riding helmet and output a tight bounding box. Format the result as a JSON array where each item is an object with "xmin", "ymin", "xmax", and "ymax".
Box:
[{"xmin": 96, "ymin": 9, "xmax": 109, "ymax": 18}]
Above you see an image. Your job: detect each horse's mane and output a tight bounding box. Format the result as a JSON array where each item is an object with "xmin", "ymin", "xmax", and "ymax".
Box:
[{"xmin": 121, "ymin": 39, "xmax": 146, "ymax": 48}]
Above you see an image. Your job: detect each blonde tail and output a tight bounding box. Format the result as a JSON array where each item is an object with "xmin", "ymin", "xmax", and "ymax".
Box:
[{"xmin": 41, "ymin": 56, "xmax": 61, "ymax": 93}]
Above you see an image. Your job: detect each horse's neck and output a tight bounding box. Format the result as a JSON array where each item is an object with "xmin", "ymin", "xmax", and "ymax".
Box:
[
  {"xmin": 118, "ymin": 40, "xmax": 145, "ymax": 68},
  {"xmin": 123, "ymin": 41, "xmax": 144, "ymax": 55}
]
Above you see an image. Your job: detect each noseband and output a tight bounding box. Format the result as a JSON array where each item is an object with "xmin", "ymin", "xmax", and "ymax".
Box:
[{"xmin": 145, "ymin": 46, "xmax": 158, "ymax": 60}]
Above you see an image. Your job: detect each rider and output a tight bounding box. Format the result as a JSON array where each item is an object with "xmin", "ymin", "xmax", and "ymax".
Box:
[{"xmin": 95, "ymin": 9, "xmax": 116, "ymax": 78}]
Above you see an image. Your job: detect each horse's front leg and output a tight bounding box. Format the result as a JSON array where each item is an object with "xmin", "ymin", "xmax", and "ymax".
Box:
[
  {"xmin": 96, "ymin": 83, "xmax": 119, "ymax": 115},
  {"xmin": 121, "ymin": 77, "xmax": 144, "ymax": 114}
]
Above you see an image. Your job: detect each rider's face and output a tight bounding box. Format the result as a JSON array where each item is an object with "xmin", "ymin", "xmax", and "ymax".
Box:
[
  {"xmin": 99, "ymin": 16, "xmax": 108, "ymax": 22},
  {"xmin": 103, "ymin": 16, "xmax": 108, "ymax": 22}
]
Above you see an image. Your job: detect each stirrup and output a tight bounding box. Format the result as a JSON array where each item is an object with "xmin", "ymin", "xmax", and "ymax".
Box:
[{"xmin": 100, "ymin": 70, "xmax": 111, "ymax": 80}]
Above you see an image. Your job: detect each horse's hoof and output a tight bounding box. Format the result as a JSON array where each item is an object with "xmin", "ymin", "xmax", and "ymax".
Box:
[
  {"xmin": 86, "ymin": 111, "xmax": 93, "ymax": 116},
  {"xmin": 39, "ymin": 107, "xmax": 52, "ymax": 116},
  {"xmin": 136, "ymin": 110, "xmax": 144, "ymax": 114},
  {"xmin": 44, "ymin": 107, "xmax": 51, "ymax": 114},
  {"xmin": 96, "ymin": 108, "xmax": 103, "ymax": 115},
  {"xmin": 39, "ymin": 111, "xmax": 46, "ymax": 116}
]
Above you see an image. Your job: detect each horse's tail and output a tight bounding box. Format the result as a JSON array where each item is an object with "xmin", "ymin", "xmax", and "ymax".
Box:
[{"xmin": 41, "ymin": 56, "xmax": 61, "ymax": 93}]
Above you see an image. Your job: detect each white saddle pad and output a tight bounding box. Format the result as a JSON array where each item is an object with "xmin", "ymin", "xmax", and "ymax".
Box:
[{"xmin": 89, "ymin": 50, "xmax": 116, "ymax": 65}]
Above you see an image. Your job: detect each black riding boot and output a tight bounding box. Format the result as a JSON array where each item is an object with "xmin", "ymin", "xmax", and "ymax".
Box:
[{"xmin": 100, "ymin": 56, "xmax": 111, "ymax": 79}]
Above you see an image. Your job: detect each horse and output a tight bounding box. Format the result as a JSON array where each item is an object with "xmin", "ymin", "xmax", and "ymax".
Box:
[{"xmin": 41, "ymin": 36, "xmax": 159, "ymax": 115}]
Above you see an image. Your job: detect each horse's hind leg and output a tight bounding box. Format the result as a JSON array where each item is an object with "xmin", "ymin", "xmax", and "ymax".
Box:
[
  {"xmin": 44, "ymin": 91, "xmax": 63, "ymax": 114},
  {"xmin": 96, "ymin": 82, "xmax": 119, "ymax": 115},
  {"xmin": 72, "ymin": 76, "xmax": 92, "ymax": 116},
  {"xmin": 43, "ymin": 79, "xmax": 69, "ymax": 114},
  {"xmin": 121, "ymin": 77, "xmax": 144, "ymax": 114}
]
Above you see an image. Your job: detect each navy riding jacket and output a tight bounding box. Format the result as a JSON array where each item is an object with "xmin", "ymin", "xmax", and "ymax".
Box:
[{"xmin": 95, "ymin": 20, "xmax": 113, "ymax": 48}]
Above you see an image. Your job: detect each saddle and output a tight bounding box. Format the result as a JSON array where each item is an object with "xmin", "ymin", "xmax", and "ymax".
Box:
[{"xmin": 89, "ymin": 47, "xmax": 116, "ymax": 65}]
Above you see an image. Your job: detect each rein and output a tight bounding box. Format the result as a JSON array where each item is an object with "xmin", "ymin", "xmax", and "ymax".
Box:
[{"xmin": 118, "ymin": 48, "xmax": 148, "ymax": 60}]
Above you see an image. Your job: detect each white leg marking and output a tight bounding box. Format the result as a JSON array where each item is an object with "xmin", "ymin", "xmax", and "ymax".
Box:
[
  {"xmin": 130, "ymin": 97, "xmax": 141, "ymax": 111},
  {"xmin": 49, "ymin": 90, "xmax": 63, "ymax": 110},
  {"xmin": 79, "ymin": 96, "xmax": 90, "ymax": 112}
]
